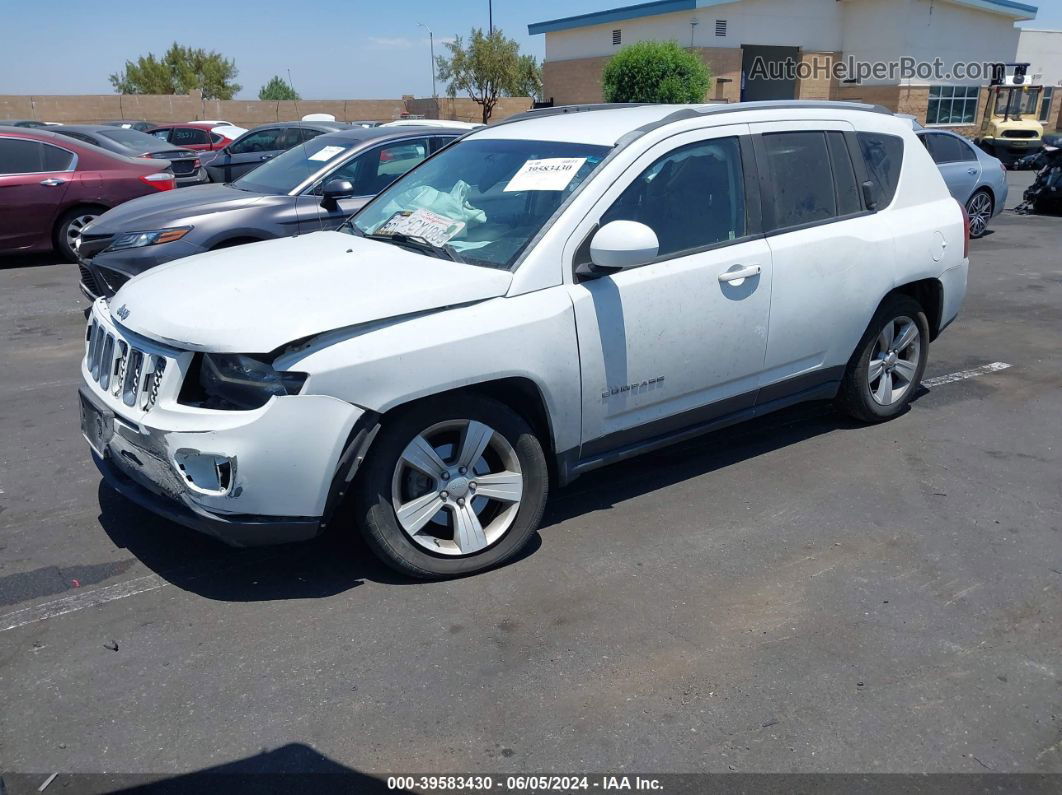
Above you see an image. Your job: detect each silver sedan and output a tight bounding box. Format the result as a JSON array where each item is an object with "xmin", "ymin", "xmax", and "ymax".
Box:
[{"xmin": 916, "ymin": 129, "xmax": 1008, "ymax": 238}]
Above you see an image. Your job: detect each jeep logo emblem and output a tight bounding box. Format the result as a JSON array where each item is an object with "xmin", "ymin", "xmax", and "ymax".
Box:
[{"xmin": 116, "ymin": 305, "xmax": 130, "ymax": 320}]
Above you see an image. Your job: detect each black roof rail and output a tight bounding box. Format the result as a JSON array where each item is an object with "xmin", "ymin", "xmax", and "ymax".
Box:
[{"xmin": 491, "ymin": 102, "xmax": 654, "ymax": 128}]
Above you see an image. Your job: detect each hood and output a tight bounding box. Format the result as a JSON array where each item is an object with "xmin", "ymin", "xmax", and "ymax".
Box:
[
  {"xmin": 87, "ymin": 184, "xmax": 268, "ymax": 233},
  {"xmin": 110, "ymin": 231, "xmax": 513, "ymax": 353}
]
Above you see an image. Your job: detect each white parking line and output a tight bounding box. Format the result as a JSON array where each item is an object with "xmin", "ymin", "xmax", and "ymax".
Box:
[
  {"xmin": 0, "ymin": 362, "xmax": 1016, "ymax": 634},
  {"xmin": 0, "ymin": 573, "xmax": 169, "ymax": 633},
  {"xmin": 922, "ymin": 361, "xmax": 1012, "ymax": 388}
]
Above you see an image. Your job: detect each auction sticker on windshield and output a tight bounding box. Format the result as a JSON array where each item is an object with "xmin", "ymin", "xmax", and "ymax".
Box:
[
  {"xmin": 376, "ymin": 209, "xmax": 466, "ymax": 247},
  {"xmin": 504, "ymin": 157, "xmax": 587, "ymax": 192},
  {"xmin": 309, "ymin": 145, "xmax": 347, "ymax": 162}
]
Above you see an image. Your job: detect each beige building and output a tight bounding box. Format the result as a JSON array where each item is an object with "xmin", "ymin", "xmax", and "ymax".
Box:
[{"xmin": 529, "ymin": 0, "xmax": 1059, "ymax": 132}]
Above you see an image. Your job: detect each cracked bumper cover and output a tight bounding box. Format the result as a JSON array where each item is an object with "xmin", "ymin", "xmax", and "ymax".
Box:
[{"xmin": 82, "ymin": 383, "xmax": 366, "ymax": 547}]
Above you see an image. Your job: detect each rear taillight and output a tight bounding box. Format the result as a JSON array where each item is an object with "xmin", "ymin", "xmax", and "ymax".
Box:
[
  {"xmin": 958, "ymin": 199, "xmax": 971, "ymax": 258},
  {"xmin": 140, "ymin": 171, "xmax": 175, "ymax": 192}
]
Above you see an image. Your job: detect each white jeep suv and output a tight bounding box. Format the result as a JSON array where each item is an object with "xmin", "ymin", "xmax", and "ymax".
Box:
[{"xmin": 79, "ymin": 101, "xmax": 969, "ymax": 578}]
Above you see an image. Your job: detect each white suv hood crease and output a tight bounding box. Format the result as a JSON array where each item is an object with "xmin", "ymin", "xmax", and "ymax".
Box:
[{"xmin": 110, "ymin": 231, "xmax": 513, "ymax": 353}]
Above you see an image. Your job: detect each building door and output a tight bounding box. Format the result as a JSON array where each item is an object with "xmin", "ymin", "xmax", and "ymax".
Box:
[{"xmin": 741, "ymin": 45, "xmax": 799, "ymax": 101}]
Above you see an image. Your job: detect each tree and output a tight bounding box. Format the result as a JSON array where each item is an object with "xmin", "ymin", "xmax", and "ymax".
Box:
[
  {"xmin": 602, "ymin": 40, "xmax": 711, "ymax": 104},
  {"xmin": 258, "ymin": 75, "xmax": 300, "ymax": 101},
  {"xmin": 435, "ymin": 28, "xmax": 542, "ymax": 123},
  {"xmin": 109, "ymin": 43, "xmax": 241, "ymax": 100}
]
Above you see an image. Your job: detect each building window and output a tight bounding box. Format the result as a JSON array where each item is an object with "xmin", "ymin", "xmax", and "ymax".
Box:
[
  {"xmin": 926, "ymin": 85, "xmax": 979, "ymax": 125},
  {"xmin": 715, "ymin": 19, "xmax": 727, "ymax": 36},
  {"xmin": 1039, "ymin": 87, "xmax": 1055, "ymax": 122},
  {"xmin": 612, "ymin": 29, "xmax": 621, "ymax": 46}
]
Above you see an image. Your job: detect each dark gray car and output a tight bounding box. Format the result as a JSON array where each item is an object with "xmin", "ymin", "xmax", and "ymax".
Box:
[
  {"xmin": 52, "ymin": 125, "xmax": 207, "ymax": 187},
  {"xmin": 203, "ymin": 121, "xmax": 350, "ymax": 183},
  {"xmin": 77, "ymin": 126, "xmax": 461, "ymax": 298}
]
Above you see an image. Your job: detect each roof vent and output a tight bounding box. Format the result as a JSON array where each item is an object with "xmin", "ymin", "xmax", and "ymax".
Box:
[
  {"xmin": 612, "ymin": 29, "xmax": 622, "ymax": 46},
  {"xmin": 715, "ymin": 19, "xmax": 727, "ymax": 37}
]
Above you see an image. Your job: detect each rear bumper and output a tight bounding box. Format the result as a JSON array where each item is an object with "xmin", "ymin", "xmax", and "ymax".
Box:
[{"xmin": 175, "ymin": 167, "xmax": 210, "ymax": 187}]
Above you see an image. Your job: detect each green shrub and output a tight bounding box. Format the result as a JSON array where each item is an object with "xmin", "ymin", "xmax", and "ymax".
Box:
[{"xmin": 602, "ymin": 40, "xmax": 712, "ymax": 104}]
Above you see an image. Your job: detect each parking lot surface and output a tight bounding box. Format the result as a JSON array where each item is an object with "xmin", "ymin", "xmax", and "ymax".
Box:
[{"xmin": 1, "ymin": 172, "xmax": 1059, "ymax": 778}]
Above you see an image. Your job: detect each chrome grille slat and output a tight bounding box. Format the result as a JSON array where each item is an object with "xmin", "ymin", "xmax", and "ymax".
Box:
[{"xmin": 85, "ymin": 314, "xmax": 173, "ymax": 414}]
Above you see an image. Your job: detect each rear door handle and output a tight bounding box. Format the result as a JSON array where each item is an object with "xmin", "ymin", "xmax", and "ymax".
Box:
[
  {"xmin": 40, "ymin": 178, "xmax": 66, "ymax": 186},
  {"xmin": 719, "ymin": 264, "xmax": 761, "ymax": 284},
  {"xmin": 967, "ymin": 168, "xmax": 977, "ymax": 175}
]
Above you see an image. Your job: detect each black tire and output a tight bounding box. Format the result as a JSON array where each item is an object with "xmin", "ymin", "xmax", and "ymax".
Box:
[
  {"xmin": 54, "ymin": 206, "xmax": 104, "ymax": 263},
  {"xmin": 353, "ymin": 394, "xmax": 549, "ymax": 579},
  {"xmin": 836, "ymin": 294, "xmax": 930, "ymax": 424}
]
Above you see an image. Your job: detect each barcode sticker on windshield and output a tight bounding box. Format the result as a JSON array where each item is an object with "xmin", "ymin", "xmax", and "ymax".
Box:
[
  {"xmin": 309, "ymin": 145, "xmax": 346, "ymax": 162},
  {"xmin": 376, "ymin": 209, "xmax": 466, "ymax": 247},
  {"xmin": 504, "ymin": 157, "xmax": 587, "ymax": 192}
]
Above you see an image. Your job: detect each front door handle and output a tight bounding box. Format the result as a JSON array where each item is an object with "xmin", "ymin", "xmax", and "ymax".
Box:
[
  {"xmin": 719, "ymin": 264, "xmax": 761, "ymax": 284},
  {"xmin": 40, "ymin": 178, "xmax": 66, "ymax": 186},
  {"xmin": 967, "ymin": 168, "xmax": 977, "ymax": 175}
]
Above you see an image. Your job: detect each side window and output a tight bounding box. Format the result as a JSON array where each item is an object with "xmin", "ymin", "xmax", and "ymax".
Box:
[
  {"xmin": 333, "ymin": 138, "xmax": 429, "ymax": 196},
  {"xmin": 58, "ymin": 131, "xmax": 95, "ymax": 146},
  {"xmin": 0, "ymin": 139, "xmax": 46, "ymax": 174},
  {"xmin": 297, "ymin": 127, "xmax": 324, "ymax": 144},
  {"xmin": 430, "ymin": 135, "xmax": 457, "ymax": 153},
  {"xmin": 42, "ymin": 143, "xmax": 75, "ymax": 171},
  {"xmin": 171, "ymin": 127, "xmax": 209, "ymax": 146},
  {"xmin": 228, "ymin": 128, "xmax": 283, "ymax": 155},
  {"xmin": 856, "ymin": 132, "xmax": 903, "ymax": 208},
  {"xmin": 600, "ymin": 136, "xmax": 746, "ymax": 257},
  {"xmin": 826, "ymin": 132, "xmax": 861, "ymax": 216},
  {"xmin": 925, "ymin": 133, "xmax": 969, "ymax": 164},
  {"xmin": 762, "ymin": 131, "xmax": 836, "ymax": 229},
  {"xmin": 150, "ymin": 128, "xmax": 171, "ymax": 141}
]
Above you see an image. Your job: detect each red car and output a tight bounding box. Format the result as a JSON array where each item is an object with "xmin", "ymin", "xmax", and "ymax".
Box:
[
  {"xmin": 146, "ymin": 123, "xmax": 238, "ymax": 152},
  {"xmin": 0, "ymin": 126, "xmax": 175, "ymax": 262}
]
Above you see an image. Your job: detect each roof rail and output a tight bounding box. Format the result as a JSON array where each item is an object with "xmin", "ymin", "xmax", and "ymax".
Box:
[{"xmin": 491, "ymin": 103, "xmax": 653, "ymax": 128}]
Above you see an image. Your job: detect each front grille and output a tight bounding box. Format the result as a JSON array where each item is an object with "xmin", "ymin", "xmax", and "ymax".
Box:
[
  {"xmin": 95, "ymin": 267, "xmax": 130, "ymax": 298},
  {"xmin": 78, "ymin": 264, "xmax": 101, "ymax": 297},
  {"xmin": 1002, "ymin": 130, "xmax": 1038, "ymax": 139},
  {"xmin": 77, "ymin": 232, "xmax": 114, "ymax": 260},
  {"xmin": 86, "ymin": 319, "xmax": 168, "ymax": 411}
]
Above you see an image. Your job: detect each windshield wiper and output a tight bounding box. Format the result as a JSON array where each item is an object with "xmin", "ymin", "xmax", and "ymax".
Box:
[{"xmin": 364, "ymin": 232, "xmax": 460, "ymax": 262}]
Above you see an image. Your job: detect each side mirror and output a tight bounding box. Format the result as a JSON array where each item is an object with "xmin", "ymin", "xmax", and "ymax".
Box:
[
  {"xmin": 861, "ymin": 180, "xmax": 878, "ymax": 211},
  {"xmin": 321, "ymin": 179, "xmax": 355, "ymax": 205},
  {"xmin": 589, "ymin": 220, "xmax": 659, "ymax": 270}
]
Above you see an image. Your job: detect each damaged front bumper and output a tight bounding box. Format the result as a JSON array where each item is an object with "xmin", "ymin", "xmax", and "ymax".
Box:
[{"xmin": 80, "ymin": 302, "xmax": 365, "ymax": 546}]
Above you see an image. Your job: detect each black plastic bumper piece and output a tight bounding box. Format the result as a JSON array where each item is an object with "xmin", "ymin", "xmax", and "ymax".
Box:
[{"xmin": 93, "ymin": 452, "xmax": 321, "ymax": 547}]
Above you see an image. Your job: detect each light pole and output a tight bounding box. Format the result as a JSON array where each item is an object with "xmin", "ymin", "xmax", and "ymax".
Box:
[
  {"xmin": 418, "ymin": 22, "xmax": 437, "ymax": 98},
  {"xmin": 488, "ymin": 0, "xmax": 493, "ymax": 34}
]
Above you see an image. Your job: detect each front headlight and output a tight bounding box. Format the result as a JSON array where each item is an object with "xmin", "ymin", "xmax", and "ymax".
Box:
[
  {"xmin": 195, "ymin": 353, "xmax": 308, "ymax": 410},
  {"xmin": 105, "ymin": 227, "xmax": 192, "ymax": 252}
]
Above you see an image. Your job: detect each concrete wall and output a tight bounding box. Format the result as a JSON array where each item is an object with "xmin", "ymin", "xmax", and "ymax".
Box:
[{"xmin": 0, "ymin": 94, "xmax": 534, "ymax": 127}]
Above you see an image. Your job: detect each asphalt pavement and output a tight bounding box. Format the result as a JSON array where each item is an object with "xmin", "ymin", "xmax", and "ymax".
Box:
[{"xmin": 1, "ymin": 171, "xmax": 1059, "ymax": 782}]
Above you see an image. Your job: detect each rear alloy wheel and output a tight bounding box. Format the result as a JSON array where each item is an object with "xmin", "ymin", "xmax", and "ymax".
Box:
[
  {"xmin": 355, "ymin": 395, "xmax": 548, "ymax": 578},
  {"xmin": 965, "ymin": 190, "xmax": 993, "ymax": 238},
  {"xmin": 837, "ymin": 295, "xmax": 930, "ymax": 423},
  {"xmin": 56, "ymin": 209, "xmax": 100, "ymax": 263}
]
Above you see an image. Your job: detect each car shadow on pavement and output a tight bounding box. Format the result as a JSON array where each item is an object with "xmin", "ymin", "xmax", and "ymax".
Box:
[
  {"xmin": 0, "ymin": 252, "xmax": 62, "ymax": 270},
  {"xmin": 95, "ymin": 396, "xmax": 913, "ymax": 598},
  {"xmin": 3, "ymin": 742, "xmax": 398, "ymax": 794},
  {"xmin": 541, "ymin": 399, "xmax": 875, "ymax": 529}
]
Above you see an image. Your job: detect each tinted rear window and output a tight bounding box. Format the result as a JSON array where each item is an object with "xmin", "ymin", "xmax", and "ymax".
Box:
[
  {"xmin": 763, "ymin": 131, "xmax": 836, "ymax": 229},
  {"xmin": 857, "ymin": 132, "xmax": 903, "ymax": 208}
]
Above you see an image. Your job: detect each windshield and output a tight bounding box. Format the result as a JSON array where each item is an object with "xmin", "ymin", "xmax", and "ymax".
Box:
[
  {"xmin": 232, "ymin": 136, "xmax": 353, "ymax": 194},
  {"xmin": 350, "ymin": 138, "xmax": 610, "ymax": 270},
  {"xmin": 100, "ymin": 128, "xmax": 170, "ymax": 151}
]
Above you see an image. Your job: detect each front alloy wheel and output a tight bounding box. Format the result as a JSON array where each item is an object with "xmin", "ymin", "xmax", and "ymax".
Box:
[
  {"xmin": 355, "ymin": 395, "xmax": 548, "ymax": 578},
  {"xmin": 392, "ymin": 419, "xmax": 524, "ymax": 556}
]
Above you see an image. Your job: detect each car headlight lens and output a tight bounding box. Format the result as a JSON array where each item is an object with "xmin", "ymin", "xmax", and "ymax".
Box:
[
  {"xmin": 198, "ymin": 353, "xmax": 308, "ymax": 410},
  {"xmin": 106, "ymin": 227, "xmax": 192, "ymax": 251}
]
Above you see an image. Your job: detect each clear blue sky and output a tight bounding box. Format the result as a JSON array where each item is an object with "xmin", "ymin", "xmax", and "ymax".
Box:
[{"xmin": 2, "ymin": 0, "xmax": 1061, "ymax": 99}]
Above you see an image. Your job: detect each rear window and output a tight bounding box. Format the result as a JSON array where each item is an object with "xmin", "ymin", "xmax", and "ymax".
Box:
[
  {"xmin": 0, "ymin": 138, "xmax": 74, "ymax": 173},
  {"xmin": 763, "ymin": 131, "xmax": 837, "ymax": 229},
  {"xmin": 857, "ymin": 132, "xmax": 903, "ymax": 208}
]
